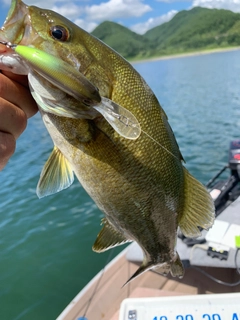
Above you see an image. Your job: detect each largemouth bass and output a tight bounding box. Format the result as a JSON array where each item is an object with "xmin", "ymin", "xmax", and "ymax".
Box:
[{"xmin": 0, "ymin": 0, "xmax": 214, "ymax": 282}]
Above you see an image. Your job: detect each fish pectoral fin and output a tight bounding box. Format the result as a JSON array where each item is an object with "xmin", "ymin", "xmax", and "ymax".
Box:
[
  {"xmin": 36, "ymin": 146, "xmax": 74, "ymax": 198},
  {"xmin": 178, "ymin": 168, "xmax": 215, "ymax": 238},
  {"xmin": 92, "ymin": 218, "xmax": 131, "ymax": 252}
]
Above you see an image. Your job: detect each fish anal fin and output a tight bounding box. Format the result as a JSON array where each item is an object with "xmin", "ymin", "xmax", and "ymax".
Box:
[
  {"xmin": 93, "ymin": 218, "xmax": 131, "ymax": 253},
  {"xmin": 37, "ymin": 146, "xmax": 74, "ymax": 198},
  {"xmin": 178, "ymin": 168, "xmax": 215, "ymax": 238}
]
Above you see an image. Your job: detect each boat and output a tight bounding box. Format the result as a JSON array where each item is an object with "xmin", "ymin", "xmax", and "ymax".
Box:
[{"xmin": 57, "ymin": 140, "xmax": 240, "ymax": 320}]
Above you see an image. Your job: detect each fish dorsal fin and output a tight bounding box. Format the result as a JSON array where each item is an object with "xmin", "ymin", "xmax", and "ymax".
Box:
[
  {"xmin": 37, "ymin": 146, "xmax": 74, "ymax": 198},
  {"xmin": 93, "ymin": 97, "xmax": 141, "ymax": 140},
  {"xmin": 178, "ymin": 168, "xmax": 215, "ymax": 238},
  {"xmin": 92, "ymin": 218, "xmax": 131, "ymax": 252}
]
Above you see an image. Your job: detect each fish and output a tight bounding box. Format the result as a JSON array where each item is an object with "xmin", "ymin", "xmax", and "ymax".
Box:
[{"xmin": 0, "ymin": 0, "xmax": 214, "ymax": 283}]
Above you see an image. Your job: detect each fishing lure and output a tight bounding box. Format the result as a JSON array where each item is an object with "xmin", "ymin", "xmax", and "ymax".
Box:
[{"xmin": 1, "ymin": 42, "xmax": 141, "ymax": 140}]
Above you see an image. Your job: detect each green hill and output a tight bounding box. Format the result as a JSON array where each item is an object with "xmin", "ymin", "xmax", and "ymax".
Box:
[
  {"xmin": 145, "ymin": 7, "xmax": 240, "ymax": 55},
  {"xmin": 91, "ymin": 21, "xmax": 152, "ymax": 58},
  {"xmin": 91, "ymin": 7, "xmax": 240, "ymax": 59}
]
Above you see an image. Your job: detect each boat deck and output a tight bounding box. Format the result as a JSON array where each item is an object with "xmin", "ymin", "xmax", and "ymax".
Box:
[
  {"xmin": 110, "ymin": 261, "xmax": 240, "ymax": 320},
  {"xmin": 57, "ymin": 245, "xmax": 240, "ymax": 320}
]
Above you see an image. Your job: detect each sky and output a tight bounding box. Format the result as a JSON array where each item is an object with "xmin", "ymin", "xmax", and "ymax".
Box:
[{"xmin": 1, "ymin": 0, "xmax": 240, "ymax": 35}]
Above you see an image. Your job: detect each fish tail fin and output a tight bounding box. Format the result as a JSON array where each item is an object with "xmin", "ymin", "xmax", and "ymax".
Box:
[
  {"xmin": 154, "ymin": 253, "xmax": 184, "ymax": 279},
  {"xmin": 123, "ymin": 253, "xmax": 184, "ymax": 286},
  {"xmin": 178, "ymin": 168, "xmax": 215, "ymax": 238}
]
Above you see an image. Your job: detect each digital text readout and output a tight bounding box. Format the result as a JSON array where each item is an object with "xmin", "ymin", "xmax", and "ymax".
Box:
[{"xmin": 152, "ymin": 312, "xmax": 240, "ymax": 320}]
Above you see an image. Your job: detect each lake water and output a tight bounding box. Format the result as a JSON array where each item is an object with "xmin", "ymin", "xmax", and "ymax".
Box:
[{"xmin": 1, "ymin": 49, "xmax": 240, "ymax": 319}]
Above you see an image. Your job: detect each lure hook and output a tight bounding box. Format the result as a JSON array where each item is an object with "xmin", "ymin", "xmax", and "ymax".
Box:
[{"xmin": 0, "ymin": 41, "xmax": 16, "ymax": 49}]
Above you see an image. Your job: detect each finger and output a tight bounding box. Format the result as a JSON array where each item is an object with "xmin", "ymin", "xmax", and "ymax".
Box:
[
  {"xmin": 0, "ymin": 131, "xmax": 16, "ymax": 171},
  {"xmin": 0, "ymin": 43, "xmax": 7, "ymax": 52},
  {"xmin": 1, "ymin": 70, "xmax": 29, "ymax": 87},
  {"xmin": 0, "ymin": 98, "xmax": 27, "ymax": 139},
  {"xmin": 0, "ymin": 72, "xmax": 38, "ymax": 118},
  {"xmin": 0, "ymin": 44, "xmax": 29, "ymax": 87}
]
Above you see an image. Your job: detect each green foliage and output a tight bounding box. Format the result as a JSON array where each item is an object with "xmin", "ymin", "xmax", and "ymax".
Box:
[
  {"xmin": 91, "ymin": 7, "xmax": 240, "ymax": 59},
  {"xmin": 91, "ymin": 21, "xmax": 151, "ymax": 58}
]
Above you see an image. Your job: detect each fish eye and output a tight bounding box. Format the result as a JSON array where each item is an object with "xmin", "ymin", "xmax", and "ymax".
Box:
[{"xmin": 50, "ymin": 25, "xmax": 69, "ymax": 41}]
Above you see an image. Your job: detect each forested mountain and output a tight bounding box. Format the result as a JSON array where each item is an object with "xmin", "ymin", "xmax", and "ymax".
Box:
[
  {"xmin": 91, "ymin": 7, "xmax": 240, "ymax": 60},
  {"xmin": 91, "ymin": 21, "xmax": 152, "ymax": 58}
]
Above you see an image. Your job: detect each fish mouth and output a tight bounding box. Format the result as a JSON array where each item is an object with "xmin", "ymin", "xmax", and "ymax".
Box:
[{"xmin": 0, "ymin": 0, "xmax": 32, "ymax": 45}]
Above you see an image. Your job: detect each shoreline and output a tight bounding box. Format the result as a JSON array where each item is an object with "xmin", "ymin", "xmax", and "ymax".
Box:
[{"xmin": 131, "ymin": 46, "xmax": 240, "ymax": 64}]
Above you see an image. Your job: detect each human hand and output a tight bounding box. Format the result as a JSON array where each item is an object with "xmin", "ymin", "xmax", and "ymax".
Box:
[{"xmin": 0, "ymin": 45, "xmax": 38, "ymax": 170}]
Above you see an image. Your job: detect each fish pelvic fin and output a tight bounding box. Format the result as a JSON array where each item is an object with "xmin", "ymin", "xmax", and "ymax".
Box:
[
  {"xmin": 92, "ymin": 218, "xmax": 131, "ymax": 253},
  {"xmin": 178, "ymin": 167, "xmax": 215, "ymax": 238},
  {"xmin": 36, "ymin": 146, "xmax": 74, "ymax": 198},
  {"xmin": 124, "ymin": 253, "xmax": 184, "ymax": 286}
]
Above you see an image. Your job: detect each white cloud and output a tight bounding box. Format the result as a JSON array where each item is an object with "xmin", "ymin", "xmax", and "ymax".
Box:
[
  {"xmin": 51, "ymin": 0, "xmax": 152, "ymax": 32},
  {"xmin": 1, "ymin": 0, "xmax": 11, "ymax": 5},
  {"xmin": 84, "ymin": 0, "xmax": 152, "ymax": 21},
  {"xmin": 192, "ymin": 0, "xmax": 240, "ymax": 12},
  {"xmin": 51, "ymin": 3, "xmax": 82, "ymax": 20},
  {"xmin": 131, "ymin": 9, "xmax": 177, "ymax": 34},
  {"xmin": 156, "ymin": 0, "xmax": 191, "ymax": 2},
  {"xmin": 74, "ymin": 18, "xmax": 98, "ymax": 33},
  {"xmin": 2, "ymin": 0, "xmax": 72, "ymax": 10},
  {"xmin": 13, "ymin": 0, "xmax": 152, "ymax": 32},
  {"xmin": 22, "ymin": 0, "xmax": 63, "ymax": 9}
]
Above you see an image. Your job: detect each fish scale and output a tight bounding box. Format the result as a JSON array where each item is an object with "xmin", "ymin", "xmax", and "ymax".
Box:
[{"xmin": 0, "ymin": 0, "xmax": 215, "ymax": 283}]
